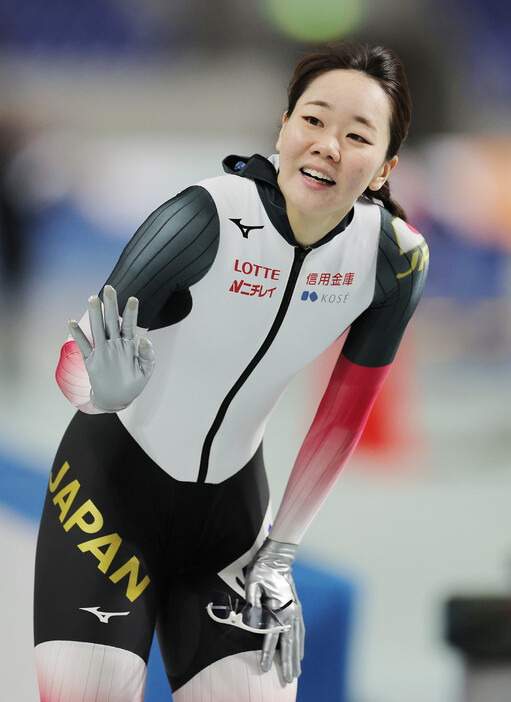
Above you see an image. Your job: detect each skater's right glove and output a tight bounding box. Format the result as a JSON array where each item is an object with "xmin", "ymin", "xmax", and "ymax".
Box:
[{"xmin": 68, "ymin": 285, "xmax": 155, "ymax": 412}]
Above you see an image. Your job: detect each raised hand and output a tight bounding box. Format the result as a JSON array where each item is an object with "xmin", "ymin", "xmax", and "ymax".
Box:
[{"xmin": 68, "ymin": 285, "xmax": 155, "ymax": 412}]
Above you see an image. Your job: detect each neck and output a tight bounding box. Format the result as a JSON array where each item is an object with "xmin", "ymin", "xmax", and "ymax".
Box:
[{"xmin": 286, "ymin": 204, "xmax": 353, "ymax": 247}]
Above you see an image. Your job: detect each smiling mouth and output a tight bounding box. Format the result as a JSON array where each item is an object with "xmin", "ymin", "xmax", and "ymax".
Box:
[{"xmin": 300, "ymin": 168, "xmax": 336, "ymax": 186}]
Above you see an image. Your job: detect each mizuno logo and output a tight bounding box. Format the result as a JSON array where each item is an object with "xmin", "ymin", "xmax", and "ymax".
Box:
[
  {"xmin": 229, "ymin": 219, "xmax": 264, "ymax": 239},
  {"xmin": 80, "ymin": 606, "xmax": 130, "ymax": 624}
]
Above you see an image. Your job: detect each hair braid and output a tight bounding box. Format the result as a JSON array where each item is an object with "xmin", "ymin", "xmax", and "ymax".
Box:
[{"xmin": 363, "ymin": 181, "xmax": 408, "ymax": 221}]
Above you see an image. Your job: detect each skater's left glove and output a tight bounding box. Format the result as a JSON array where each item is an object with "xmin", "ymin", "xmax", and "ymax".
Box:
[{"xmin": 245, "ymin": 538, "xmax": 305, "ymax": 683}]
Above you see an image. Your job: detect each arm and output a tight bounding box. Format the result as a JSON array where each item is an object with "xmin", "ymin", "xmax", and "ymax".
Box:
[
  {"xmin": 271, "ymin": 216, "xmax": 429, "ymax": 544},
  {"xmin": 246, "ymin": 215, "xmax": 429, "ymax": 680},
  {"xmin": 55, "ymin": 186, "xmax": 219, "ymax": 412},
  {"xmin": 243, "ymin": 355, "xmax": 389, "ymax": 682},
  {"xmin": 56, "ymin": 339, "xmax": 102, "ymax": 415},
  {"xmin": 269, "ymin": 354, "xmax": 389, "ymax": 543}
]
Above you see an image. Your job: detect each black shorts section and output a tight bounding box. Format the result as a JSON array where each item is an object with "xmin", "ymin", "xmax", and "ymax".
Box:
[
  {"xmin": 158, "ymin": 572, "xmax": 269, "ymax": 693},
  {"xmin": 34, "ymin": 411, "xmax": 269, "ymax": 671}
]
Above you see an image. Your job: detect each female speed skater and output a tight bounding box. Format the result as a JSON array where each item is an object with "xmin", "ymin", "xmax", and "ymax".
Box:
[{"xmin": 34, "ymin": 41, "xmax": 429, "ymax": 702}]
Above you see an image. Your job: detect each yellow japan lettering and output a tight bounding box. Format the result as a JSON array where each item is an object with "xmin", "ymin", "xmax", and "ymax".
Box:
[
  {"xmin": 53, "ymin": 460, "xmax": 151, "ymax": 601},
  {"xmin": 49, "ymin": 461, "xmax": 70, "ymax": 493},
  {"xmin": 77, "ymin": 533, "xmax": 122, "ymax": 573},
  {"xmin": 63, "ymin": 499, "xmax": 104, "ymax": 534},
  {"xmin": 418, "ymin": 243, "xmax": 429, "ymax": 271},
  {"xmin": 109, "ymin": 557, "xmax": 151, "ymax": 602},
  {"xmin": 396, "ymin": 251, "xmax": 419, "ymax": 279},
  {"xmin": 395, "ymin": 242, "xmax": 429, "ymax": 280},
  {"xmin": 53, "ymin": 479, "xmax": 81, "ymax": 523},
  {"xmin": 391, "ymin": 216, "xmax": 429, "ymax": 280}
]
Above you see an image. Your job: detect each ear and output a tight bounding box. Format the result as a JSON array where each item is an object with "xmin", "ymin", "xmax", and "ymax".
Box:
[
  {"xmin": 275, "ymin": 112, "xmax": 288, "ymax": 152},
  {"xmin": 368, "ymin": 155, "xmax": 398, "ymax": 191}
]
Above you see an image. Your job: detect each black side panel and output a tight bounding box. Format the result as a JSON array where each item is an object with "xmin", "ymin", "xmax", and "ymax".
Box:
[
  {"xmin": 342, "ymin": 208, "xmax": 429, "ymax": 367},
  {"xmin": 102, "ymin": 185, "xmax": 220, "ymax": 330}
]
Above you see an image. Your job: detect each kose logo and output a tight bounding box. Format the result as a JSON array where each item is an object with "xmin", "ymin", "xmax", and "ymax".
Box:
[{"xmin": 301, "ymin": 290, "xmax": 350, "ymax": 304}]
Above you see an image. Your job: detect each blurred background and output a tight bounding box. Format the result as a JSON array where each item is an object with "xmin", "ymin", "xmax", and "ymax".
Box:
[{"xmin": 1, "ymin": 0, "xmax": 510, "ymax": 700}]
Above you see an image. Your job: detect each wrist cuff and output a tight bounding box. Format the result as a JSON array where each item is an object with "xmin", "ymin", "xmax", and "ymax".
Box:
[{"xmin": 256, "ymin": 538, "xmax": 299, "ymax": 565}]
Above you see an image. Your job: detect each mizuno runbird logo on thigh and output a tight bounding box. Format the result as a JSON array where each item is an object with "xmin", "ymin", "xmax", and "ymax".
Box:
[{"xmin": 79, "ymin": 606, "xmax": 130, "ymax": 623}]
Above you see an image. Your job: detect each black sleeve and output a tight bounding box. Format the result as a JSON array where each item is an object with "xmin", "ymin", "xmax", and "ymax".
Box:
[
  {"xmin": 101, "ymin": 185, "xmax": 219, "ymax": 330},
  {"xmin": 342, "ymin": 208, "xmax": 429, "ymax": 367}
]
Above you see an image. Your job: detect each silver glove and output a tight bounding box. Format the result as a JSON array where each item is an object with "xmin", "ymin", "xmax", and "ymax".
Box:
[
  {"xmin": 68, "ymin": 285, "xmax": 155, "ymax": 412},
  {"xmin": 245, "ymin": 537, "xmax": 305, "ymax": 684}
]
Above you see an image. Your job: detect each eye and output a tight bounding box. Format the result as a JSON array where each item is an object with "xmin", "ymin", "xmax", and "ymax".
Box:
[
  {"xmin": 303, "ymin": 116, "xmax": 323, "ymax": 127},
  {"xmin": 348, "ymin": 133, "xmax": 370, "ymax": 144}
]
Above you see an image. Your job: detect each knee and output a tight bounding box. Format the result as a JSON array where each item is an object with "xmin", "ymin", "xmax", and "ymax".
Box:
[{"xmin": 35, "ymin": 640, "xmax": 147, "ymax": 702}]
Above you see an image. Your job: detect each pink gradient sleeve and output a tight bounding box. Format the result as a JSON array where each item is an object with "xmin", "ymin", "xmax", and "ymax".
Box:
[
  {"xmin": 269, "ymin": 353, "xmax": 391, "ymax": 545},
  {"xmin": 55, "ymin": 340, "xmax": 102, "ymax": 414}
]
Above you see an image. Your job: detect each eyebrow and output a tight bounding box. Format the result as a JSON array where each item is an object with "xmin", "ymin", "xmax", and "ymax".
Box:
[
  {"xmin": 353, "ymin": 115, "xmax": 377, "ymax": 131},
  {"xmin": 305, "ymin": 100, "xmax": 331, "ymax": 109},
  {"xmin": 304, "ymin": 100, "xmax": 377, "ymax": 131}
]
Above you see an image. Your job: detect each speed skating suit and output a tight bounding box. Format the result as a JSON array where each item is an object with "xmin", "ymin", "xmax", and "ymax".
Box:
[{"xmin": 34, "ymin": 154, "xmax": 429, "ymax": 702}]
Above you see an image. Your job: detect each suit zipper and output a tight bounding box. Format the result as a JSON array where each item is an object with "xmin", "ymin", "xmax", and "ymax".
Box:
[{"xmin": 197, "ymin": 246, "xmax": 311, "ymax": 483}]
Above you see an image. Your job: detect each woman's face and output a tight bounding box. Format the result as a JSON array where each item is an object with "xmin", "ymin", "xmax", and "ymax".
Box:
[{"xmin": 276, "ymin": 69, "xmax": 398, "ymax": 239}]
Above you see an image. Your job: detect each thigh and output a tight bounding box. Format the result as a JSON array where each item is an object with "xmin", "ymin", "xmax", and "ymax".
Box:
[
  {"xmin": 35, "ymin": 640, "xmax": 148, "ymax": 702},
  {"xmin": 157, "ymin": 571, "xmax": 265, "ymax": 693},
  {"xmin": 157, "ymin": 446, "xmax": 281, "ymax": 697},
  {"xmin": 157, "ymin": 571, "xmax": 297, "ymax": 702},
  {"xmin": 34, "ymin": 412, "xmax": 166, "ymax": 663},
  {"xmin": 173, "ymin": 651, "xmax": 297, "ymax": 702}
]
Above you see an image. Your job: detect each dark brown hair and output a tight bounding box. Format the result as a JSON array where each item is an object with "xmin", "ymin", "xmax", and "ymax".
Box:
[{"xmin": 286, "ymin": 41, "xmax": 411, "ymax": 221}]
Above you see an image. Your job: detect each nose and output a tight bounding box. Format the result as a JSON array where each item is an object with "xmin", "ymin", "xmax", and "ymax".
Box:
[{"xmin": 311, "ymin": 134, "xmax": 340, "ymax": 162}]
